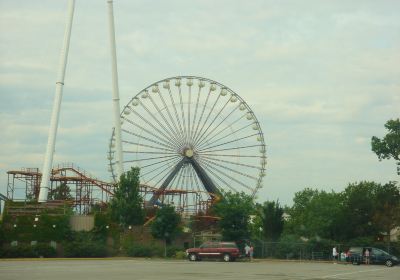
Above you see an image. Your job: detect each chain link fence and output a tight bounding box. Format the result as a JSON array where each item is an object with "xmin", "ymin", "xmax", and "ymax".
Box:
[
  {"xmin": 250, "ymin": 240, "xmax": 343, "ymax": 261},
  {"xmin": 248, "ymin": 240, "xmax": 400, "ymax": 261}
]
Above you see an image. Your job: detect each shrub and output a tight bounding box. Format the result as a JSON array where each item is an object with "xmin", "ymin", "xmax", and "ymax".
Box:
[
  {"xmin": 63, "ymin": 241, "xmax": 108, "ymax": 257},
  {"xmin": 1, "ymin": 245, "xmax": 37, "ymax": 258},
  {"xmin": 174, "ymin": 251, "xmax": 187, "ymax": 259},
  {"xmin": 34, "ymin": 244, "xmax": 57, "ymax": 257},
  {"xmin": 126, "ymin": 243, "xmax": 163, "ymax": 257},
  {"xmin": 166, "ymin": 246, "xmax": 184, "ymax": 258}
]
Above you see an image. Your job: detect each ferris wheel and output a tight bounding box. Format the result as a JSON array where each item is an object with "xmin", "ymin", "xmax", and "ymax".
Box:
[{"xmin": 108, "ymin": 76, "xmax": 266, "ymax": 208}]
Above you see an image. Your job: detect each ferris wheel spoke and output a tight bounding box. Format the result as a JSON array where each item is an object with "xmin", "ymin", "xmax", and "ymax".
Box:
[
  {"xmin": 156, "ymin": 88, "xmax": 185, "ymax": 149},
  {"xmin": 198, "ymin": 159, "xmax": 237, "ymax": 193},
  {"xmin": 166, "ymin": 87, "xmax": 185, "ymax": 150},
  {"xmin": 195, "ymin": 102, "xmax": 240, "ymax": 148},
  {"xmin": 196, "ymin": 103, "xmax": 242, "ymax": 148},
  {"xmin": 187, "ymin": 84, "xmax": 192, "ymax": 148},
  {"xmin": 128, "ymin": 109, "xmax": 179, "ymax": 149},
  {"xmin": 183, "ymin": 166, "xmax": 192, "ymax": 195},
  {"xmin": 124, "ymin": 154, "xmax": 178, "ymax": 163},
  {"xmin": 197, "ymin": 153, "xmax": 263, "ymax": 158},
  {"xmin": 182, "ymin": 165, "xmax": 190, "ymax": 194},
  {"xmin": 192, "ymin": 90, "xmax": 222, "ymax": 146},
  {"xmin": 198, "ymin": 144, "xmax": 263, "ymax": 153},
  {"xmin": 140, "ymin": 100, "xmax": 183, "ymax": 149},
  {"xmin": 199, "ymin": 154, "xmax": 263, "ymax": 170},
  {"xmin": 189, "ymin": 86, "xmax": 202, "ymax": 144},
  {"xmin": 191, "ymin": 88, "xmax": 212, "ymax": 145},
  {"xmin": 124, "ymin": 151, "xmax": 177, "ymax": 155},
  {"xmin": 122, "ymin": 140, "xmax": 175, "ymax": 153},
  {"xmin": 189, "ymin": 166, "xmax": 197, "ymax": 196},
  {"xmin": 146, "ymin": 93, "xmax": 185, "ymax": 149},
  {"xmin": 140, "ymin": 156, "xmax": 181, "ymax": 176},
  {"xmin": 151, "ymin": 159, "xmax": 185, "ymax": 190},
  {"xmin": 143, "ymin": 157, "xmax": 182, "ymax": 186},
  {"xmin": 123, "ymin": 115, "xmax": 178, "ymax": 150},
  {"xmin": 197, "ymin": 122, "xmax": 253, "ymax": 151},
  {"xmin": 188, "ymin": 166, "xmax": 195, "ymax": 195},
  {"xmin": 122, "ymin": 129, "xmax": 175, "ymax": 151},
  {"xmin": 197, "ymin": 158, "xmax": 254, "ymax": 192},
  {"xmin": 190, "ymin": 166, "xmax": 202, "ymax": 194},
  {"xmin": 165, "ymin": 169, "xmax": 179, "ymax": 193},
  {"xmin": 198, "ymin": 133, "xmax": 260, "ymax": 153},
  {"xmin": 167, "ymin": 166, "xmax": 182, "ymax": 192},
  {"xmin": 193, "ymin": 97, "xmax": 230, "ymax": 147},
  {"xmin": 171, "ymin": 166, "xmax": 184, "ymax": 191},
  {"xmin": 197, "ymin": 112, "xmax": 247, "ymax": 150},
  {"xmin": 199, "ymin": 157, "xmax": 259, "ymax": 181},
  {"xmin": 176, "ymin": 82, "xmax": 189, "ymax": 147}
]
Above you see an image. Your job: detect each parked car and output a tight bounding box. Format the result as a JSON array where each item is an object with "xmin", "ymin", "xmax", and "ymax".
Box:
[
  {"xmin": 347, "ymin": 247, "xmax": 399, "ymax": 267},
  {"xmin": 186, "ymin": 241, "xmax": 240, "ymax": 262}
]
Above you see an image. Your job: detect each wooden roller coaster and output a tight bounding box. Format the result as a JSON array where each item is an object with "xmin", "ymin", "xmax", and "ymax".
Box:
[{"xmin": 6, "ymin": 163, "xmax": 217, "ymax": 216}]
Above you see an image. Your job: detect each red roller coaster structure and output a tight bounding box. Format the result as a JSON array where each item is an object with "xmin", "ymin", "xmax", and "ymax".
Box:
[{"xmin": 6, "ymin": 163, "xmax": 216, "ymax": 216}]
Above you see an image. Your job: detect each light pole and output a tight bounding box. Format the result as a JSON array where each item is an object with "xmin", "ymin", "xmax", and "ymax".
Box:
[
  {"xmin": 164, "ymin": 232, "xmax": 169, "ymax": 258},
  {"xmin": 259, "ymin": 226, "xmax": 264, "ymax": 258}
]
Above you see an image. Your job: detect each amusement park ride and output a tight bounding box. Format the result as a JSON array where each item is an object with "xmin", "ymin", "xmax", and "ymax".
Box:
[{"xmin": 4, "ymin": 1, "xmax": 267, "ymax": 220}]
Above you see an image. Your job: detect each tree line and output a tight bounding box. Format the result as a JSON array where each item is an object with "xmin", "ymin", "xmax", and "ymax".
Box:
[{"xmin": 109, "ymin": 118, "xmax": 399, "ymax": 249}]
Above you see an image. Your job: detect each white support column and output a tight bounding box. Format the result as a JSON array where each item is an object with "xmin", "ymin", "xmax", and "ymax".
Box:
[
  {"xmin": 38, "ymin": 0, "xmax": 75, "ymax": 202},
  {"xmin": 107, "ymin": 0, "xmax": 124, "ymax": 178}
]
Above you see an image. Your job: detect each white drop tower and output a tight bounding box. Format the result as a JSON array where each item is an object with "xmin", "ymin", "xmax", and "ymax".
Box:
[{"xmin": 38, "ymin": 0, "xmax": 75, "ymax": 202}]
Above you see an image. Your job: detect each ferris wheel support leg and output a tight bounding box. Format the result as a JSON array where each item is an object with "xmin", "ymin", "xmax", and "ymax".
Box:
[
  {"xmin": 107, "ymin": 0, "xmax": 124, "ymax": 178},
  {"xmin": 38, "ymin": 0, "xmax": 75, "ymax": 202}
]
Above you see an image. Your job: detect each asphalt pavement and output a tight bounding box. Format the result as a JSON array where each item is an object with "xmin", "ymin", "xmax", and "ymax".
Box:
[{"xmin": 0, "ymin": 258, "xmax": 399, "ymax": 280}]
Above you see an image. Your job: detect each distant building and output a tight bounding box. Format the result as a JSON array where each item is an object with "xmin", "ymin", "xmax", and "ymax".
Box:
[{"xmin": 282, "ymin": 213, "xmax": 291, "ymax": 221}]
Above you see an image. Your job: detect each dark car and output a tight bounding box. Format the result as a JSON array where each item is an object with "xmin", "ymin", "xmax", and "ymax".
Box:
[
  {"xmin": 347, "ymin": 247, "xmax": 399, "ymax": 267},
  {"xmin": 186, "ymin": 241, "xmax": 240, "ymax": 262}
]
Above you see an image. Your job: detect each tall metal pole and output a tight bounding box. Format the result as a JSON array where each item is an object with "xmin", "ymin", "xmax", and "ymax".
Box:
[
  {"xmin": 107, "ymin": 0, "xmax": 124, "ymax": 178},
  {"xmin": 38, "ymin": 0, "xmax": 75, "ymax": 202}
]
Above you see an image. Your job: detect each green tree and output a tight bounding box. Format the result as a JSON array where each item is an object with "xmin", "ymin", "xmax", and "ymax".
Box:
[
  {"xmin": 261, "ymin": 200, "xmax": 284, "ymax": 241},
  {"xmin": 372, "ymin": 182, "xmax": 400, "ymax": 242},
  {"xmin": 285, "ymin": 188, "xmax": 343, "ymax": 240},
  {"xmin": 48, "ymin": 182, "xmax": 72, "ymax": 200},
  {"xmin": 371, "ymin": 118, "xmax": 400, "ymax": 174},
  {"xmin": 150, "ymin": 205, "xmax": 182, "ymax": 244},
  {"xmin": 341, "ymin": 181, "xmax": 380, "ymax": 240},
  {"xmin": 212, "ymin": 191, "xmax": 254, "ymax": 242},
  {"xmin": 109, "ymin": 167, "xmax": 145, "ymax": 228}
]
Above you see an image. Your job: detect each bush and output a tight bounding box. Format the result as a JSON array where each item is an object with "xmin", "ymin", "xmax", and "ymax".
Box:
[
  {"xmin": 174, "ymin": 251, "xmax": 187, "ymax": 259},
  {"xmin": 34, "ymin": 244, "xmax": 57, "ymax": 257},
  {"xmin": 0, "ymin": 243, "xmax": 57, "ymax": 258},
  {"xmin": 63, "ymin": 241, "xmax": 108, "ymax": 257},
  {"xmin": 126, "ymin": 243, "xmax": 163, "ymax": 257},
  {"xmin": 166, "ymin": 246, "xmax": 184, "ymax": 258},
  {"xmin": 1, "ymin": 245, "xmax": 37, "ymax": 258}
]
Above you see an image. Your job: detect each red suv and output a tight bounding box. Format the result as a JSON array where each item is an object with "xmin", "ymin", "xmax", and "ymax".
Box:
[{"xmin": 186, "ymin": 241, "xmax": 240, "ymax": 262}]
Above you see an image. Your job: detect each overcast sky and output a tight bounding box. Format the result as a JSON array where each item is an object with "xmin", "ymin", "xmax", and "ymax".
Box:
[{"xmin": 0, "ymin": 0, "xmax": 399, "ymax": 206}]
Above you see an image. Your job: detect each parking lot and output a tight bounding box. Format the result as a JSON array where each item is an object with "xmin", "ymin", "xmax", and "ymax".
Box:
[{"xmin": 0, "ymin": 259, "xmax": 399, "ymax": 280}]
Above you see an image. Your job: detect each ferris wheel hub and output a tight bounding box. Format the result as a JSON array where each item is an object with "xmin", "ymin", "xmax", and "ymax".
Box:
[{"xmin": 184, "ymin": 148, "xmax": 194, "ymax": 158}]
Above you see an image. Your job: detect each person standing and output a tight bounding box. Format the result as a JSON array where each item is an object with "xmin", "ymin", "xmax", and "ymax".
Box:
[
  {"xmin": 249, "ymin": 244, "xmax": 254, "ymax": 261},
  {"xmin": 332, "ymin": 246, "xmax": 338, "ymax": 263},
  {"xmin": 244, "ymin": 244, "xmax": 250, "ymax": 260},
  {"xmin": 364, "ymin": 249, "xmax": 370, "ymax": 265}
]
